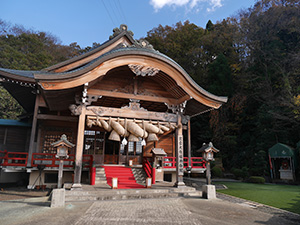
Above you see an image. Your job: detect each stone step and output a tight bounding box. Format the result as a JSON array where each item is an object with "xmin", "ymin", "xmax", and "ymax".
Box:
[
  {"xmin": 95, "ymin": 180, "xmax": 107, "ymax": 184},
  {"xmin": 131, "ymin": 168, "xmax": 147, "ymax": 184},
  {"xmin": 95, "ymin": 167, "xmax": 107, "ymax": 184},
  {"xmin": 65, "ymin": 189, "xmax": 181, "ymax": 202}
]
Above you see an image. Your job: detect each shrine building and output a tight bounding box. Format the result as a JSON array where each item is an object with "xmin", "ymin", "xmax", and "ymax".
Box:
[{"xmin": 0, "ymin": 25, "xmax": 227, "ymax": 189}]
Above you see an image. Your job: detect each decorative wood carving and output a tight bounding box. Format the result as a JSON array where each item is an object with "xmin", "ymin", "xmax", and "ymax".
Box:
[
  {"xmin": 131, "ymin": 39, "xmax": 154, "ymax": 50},
  {"xmin": 128, "ymin": 64, "xmax": 160, "ymax": 77},
  {"xmin": 69, "ymin": 104, "xmax": 85, "ymax": 116},
  {"xmin": 112, "ymin": 84, "xmax": 134, "ymax": 94},
  {"xmin": 137, "ymin": 89, "xmax": 156, "ymax": 97},
  {"xmin": 109, "ymin": 24, "xmax": 134, "ymax": 39},
  {"xmin": 121, "ymin": 100, "xmax": 147, "ymax": 111},
  {"xmin": 165, "ymin": 101, "xmax": 187, "ymax": 114},
  {"xmin": 41, "ymin": 82, "xmax": 56, "ymax": 88},
  {"xmin": 86, "ymin": 95, "xmax": 101, "ymax": 105}
]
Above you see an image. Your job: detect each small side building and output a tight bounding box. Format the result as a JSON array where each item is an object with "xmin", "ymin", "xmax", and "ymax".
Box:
[{"xmin": 269, "ymin": 143, "xmax": 299, "ymax": 181}]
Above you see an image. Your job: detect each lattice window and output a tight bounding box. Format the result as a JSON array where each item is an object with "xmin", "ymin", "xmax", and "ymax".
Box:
[{"xmin": 84, "ymin": 130, "xmax": 104, "ymax": 155}]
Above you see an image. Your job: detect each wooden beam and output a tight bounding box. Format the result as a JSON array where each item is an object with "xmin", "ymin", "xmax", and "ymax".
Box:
[
  {"xmin": 27, "ymin": 94, "xmax": 39, "ymax": 167},
  {"xmin": 37, "ymin": 114, "xmax": 78, "ymax": 122},
  {"xmin": 177, "ymin": 95, "xmax": 191, "ymax": 104},
  {"xmin": 73, "ymin": 105, "xmax": 86, "ymax": 187},
  {"xmin": 38, "ymin": 95, "xmax": 47, "ymax": 107},
  {"xmin": 86, "ymin": 106, "xmax": 178, "ymax": 123},
  {"xmin": 87, "ymin": 89, "xmax": 179, "ymax": 105},
  {"xmin": 187, "ymin": 119, "xmax": 191, "ymax": 167}
]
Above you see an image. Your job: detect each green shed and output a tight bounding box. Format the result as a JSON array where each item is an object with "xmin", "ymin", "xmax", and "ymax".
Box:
[{"xmin": 268, "ymin": 143, "xmax": 298, "ymax": 181}]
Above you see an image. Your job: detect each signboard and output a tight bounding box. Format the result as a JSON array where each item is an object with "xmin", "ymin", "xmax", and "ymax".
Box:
[{"xmin": 177, "ymin": 135, "xmax": 184, "ymax": 176}]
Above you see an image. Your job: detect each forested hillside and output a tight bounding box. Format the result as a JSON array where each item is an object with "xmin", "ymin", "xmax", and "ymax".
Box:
[
  {"xmin": 0, "ymin": 0, "xmax": 299, "ymax": 176},
  {"xmin": 146, "ymin": 0, "xmax": 299, "ymax": 176},
  {"xmin": 0, "ymin": 20, "xmax": 98, "ymax": 119}
]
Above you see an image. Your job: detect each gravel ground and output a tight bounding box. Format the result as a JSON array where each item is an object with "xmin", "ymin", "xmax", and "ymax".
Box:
[{"xmin": 0, "ymin": 186, "xmax": 49, "ymax": 201}]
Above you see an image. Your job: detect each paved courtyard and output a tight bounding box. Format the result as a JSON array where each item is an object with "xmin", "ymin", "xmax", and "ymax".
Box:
[{"xmin": 1, "ymin": 195, "xmax": 300, "ymax": 225}]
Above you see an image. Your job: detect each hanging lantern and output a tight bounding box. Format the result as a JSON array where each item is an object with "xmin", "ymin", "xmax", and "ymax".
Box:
[
  {"xmin": 108, "ymin": 130, "xmax": 120, "ymax": 141},
  {"xmin": 147, "ymin": 133, "xmax": 158, "ymax": 142},
  {"xmin": 128, "ymin": 134, "xmax": 139, "ymax": 142}
]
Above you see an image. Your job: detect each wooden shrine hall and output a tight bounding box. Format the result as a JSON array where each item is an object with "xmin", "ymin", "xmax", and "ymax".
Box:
[{"xmin": 0, "ymin": 25, "xmax": 227, "ymax": 189}]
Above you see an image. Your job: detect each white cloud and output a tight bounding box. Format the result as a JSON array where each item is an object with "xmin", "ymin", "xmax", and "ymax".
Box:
[{"xmin": 150, "ymin": 0, "xmax": 223, "ymax": 12}]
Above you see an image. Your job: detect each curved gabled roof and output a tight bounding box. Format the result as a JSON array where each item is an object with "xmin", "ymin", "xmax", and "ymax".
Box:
[
  {"xmin": 36, "ymin": 47, "xmax": 227, "ymax": 108},
  {"xmin": 0, "ymin": 68, "xmax": 36, "ymax": 83},
  {"xmin": 0, "ymin": 24, "xmax": 228, "ymax": 113}
]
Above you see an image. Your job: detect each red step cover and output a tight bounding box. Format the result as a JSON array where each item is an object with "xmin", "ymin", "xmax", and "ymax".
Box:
[{"xmin": 103, "ymin": 166, "xmax": 145, "ymax": 189}]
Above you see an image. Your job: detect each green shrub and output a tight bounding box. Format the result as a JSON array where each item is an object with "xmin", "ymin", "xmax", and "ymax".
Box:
[
  {"xmin": 249, "ymin": 176, "xmax": 265, "ymax": 184},
  {"xmin": 241, "ymin": 166, "xmax": 249, "ymax": 179},
  {"xmin": 231, "ymin": 167, "xmax": 249, "ymax": 179},
  {"xmin": 231, "ymin": 168, "xmax": 243, "ymax": 179},
  {"xmin": 212, "ymin": 166, "xmax": 222, "ymax": 177}
]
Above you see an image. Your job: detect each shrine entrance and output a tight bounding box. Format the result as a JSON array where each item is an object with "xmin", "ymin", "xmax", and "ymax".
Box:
[
  {"xmin": 120, "ymin": 141, "xmax": 143, "ymax": 165},
  {"xmin": 104, "ymin": 137, "xmax": 120, "ymax": 164},
  {"xmin": 84, "ymin": 129, "xmax": 144, "ymax": 165},
  {"xmin": 83, "ymin": 130, "xmax": 105, "ymax": 164}
]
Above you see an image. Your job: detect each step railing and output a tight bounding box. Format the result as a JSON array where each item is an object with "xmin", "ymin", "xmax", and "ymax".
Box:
[{"xmin": 142, "ymin": 157, "xmax": 155, "ymax": 184}]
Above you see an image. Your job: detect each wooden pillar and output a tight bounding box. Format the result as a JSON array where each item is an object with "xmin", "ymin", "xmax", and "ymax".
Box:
[
  {"xmin": 175, "ymin": 113, "xmax": 185, "ymax": 187},
  {"xmin": 187, "ymin": 119, "xmax": 192, "ymax": 167},
  {"xmin": 27, "ymin": 94, "xmax": 39, "ymax": 167},
  {"xmin": 72, "ymin": 105, "xmax": 86, "ymax": 188}
]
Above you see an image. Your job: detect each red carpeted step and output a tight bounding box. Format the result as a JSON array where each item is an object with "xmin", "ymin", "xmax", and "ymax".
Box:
[{"xmin": 103, "ymin": 166, "xmax": 145, "ymax": 189}]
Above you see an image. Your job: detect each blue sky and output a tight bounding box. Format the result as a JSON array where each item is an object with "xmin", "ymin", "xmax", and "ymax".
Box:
[{"xmin": 0, "ymin": 0, "xmax": 256, "ymax": 48}]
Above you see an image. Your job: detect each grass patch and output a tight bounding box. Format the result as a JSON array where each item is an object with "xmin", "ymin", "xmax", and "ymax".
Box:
[{"xmin": 215, "ymin": 182, "xmax": 300, "ymax": 215}]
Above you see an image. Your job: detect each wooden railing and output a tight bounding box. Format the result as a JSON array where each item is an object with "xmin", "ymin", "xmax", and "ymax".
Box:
[
  {"xmin": 0, "ymin": 150, "xmax": 28, "ymax": 167},
  {"xmin": 0, "ymin": 150, "xmax": 93, "ymax": 170},
  {"xmin": 31, "ymin": 153, "xmax": 93, "ymax": 169},
  {"xmin": 163, "ymin": 157, "xmax": 206, "ymax": 169}
]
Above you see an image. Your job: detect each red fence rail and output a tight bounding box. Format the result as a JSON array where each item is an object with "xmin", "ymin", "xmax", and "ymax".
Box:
[
  {"xmin": 0, "ymin": 150, "xmax": 93, "ymax": 170},
  {"xmin": 163, "ymin": 157, "xmax": 206, "ymax": 169},
  {"xmin": 0, "ymin": 150, "xmax": 28, "ymax": 167},
  {"xmin": 31, "ymin": 153, "xmax": 93, "ymax": 169}
]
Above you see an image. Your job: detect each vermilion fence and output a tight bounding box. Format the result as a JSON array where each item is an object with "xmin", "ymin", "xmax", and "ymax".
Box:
[
  {"xmin": 0, "ymin": 150, "xmax": 93, "ymax": 169},
  {"xmin": 0, "ymin": 150, "xmax": 28, "ymax": 167},
  {"xmin": 163, "ymin": 157, "xmax": 206, "ymax": 169},
  {"xmin": 1, "ymin": 151, "xmax": 204, "ymax": 170},
  {"xmin": 31, "ymin": 153, "xmax": 93, "ymax": 169}
]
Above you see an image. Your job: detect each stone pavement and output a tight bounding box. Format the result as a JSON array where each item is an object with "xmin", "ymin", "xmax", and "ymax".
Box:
[{"xmin": 1, "ymin": 195, "xmax": 300, "ymax": 225}]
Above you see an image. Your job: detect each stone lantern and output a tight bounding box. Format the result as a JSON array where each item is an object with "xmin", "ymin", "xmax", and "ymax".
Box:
[
  {"xmin": 197, "ymin": 142, "xmax": 219, "ymax": 199},
  {"xmin": 51, "ymin": 134, "xmax": 75, "ymax": 188}
]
